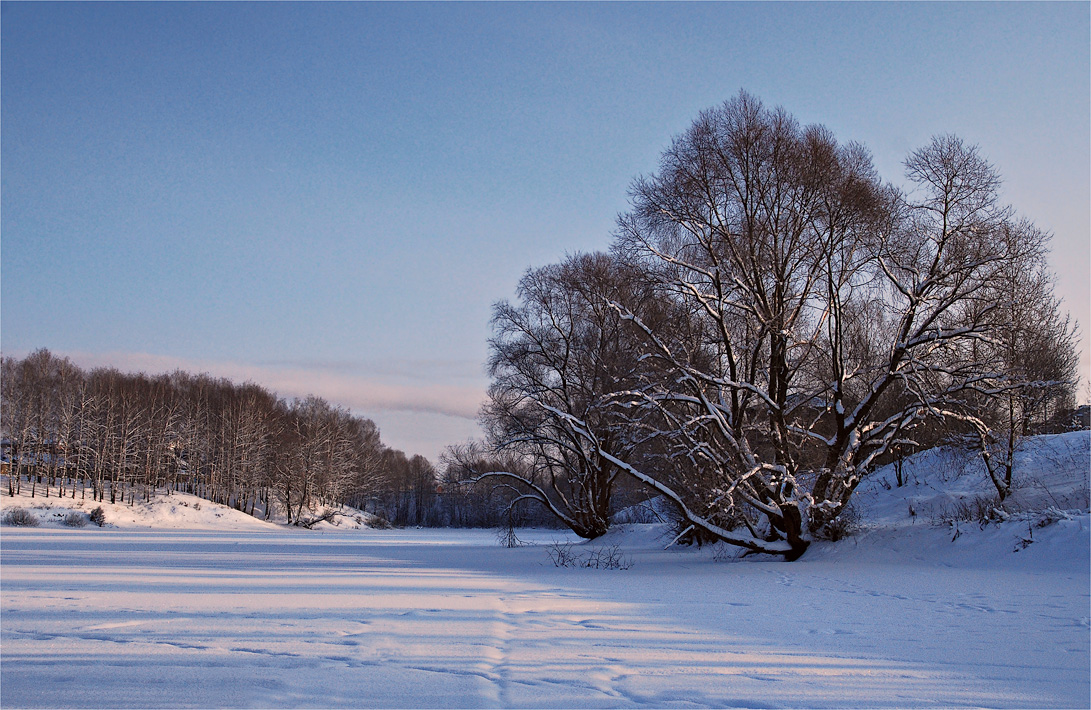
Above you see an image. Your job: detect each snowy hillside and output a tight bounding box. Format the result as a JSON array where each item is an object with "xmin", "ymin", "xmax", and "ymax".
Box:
[
  {"xmin": 856, "ymin": 430, "xmax": 1089, "ymax": 525},
  {"xmin": 0, "ymin": 488, "xmax": 379, "ymax": 532},
  {"xmin": 815, "ymin": 430, "xmax": 1091, "ymax": 569}
]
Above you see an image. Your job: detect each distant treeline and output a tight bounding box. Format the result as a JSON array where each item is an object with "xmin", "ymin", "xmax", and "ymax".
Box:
[{"xmin": 0, "ymin": 349, "xmax": 551, "ymax": 528}]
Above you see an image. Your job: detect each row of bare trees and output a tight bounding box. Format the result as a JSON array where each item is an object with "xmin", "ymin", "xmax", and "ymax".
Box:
[
  {"xmin": 1, "ymin": 350, "xmax": 390, "ymax": 523},
  {"xmin": 456, "ymin": 92, "xmax": 1079, "ymax": 559},
  {"xmin": 1, "ymin": 350, "xmax": 549, "ymax": 528},
  {"xmin": 372, "ymin": 448, "xmax": 561, "ymax": 529}
]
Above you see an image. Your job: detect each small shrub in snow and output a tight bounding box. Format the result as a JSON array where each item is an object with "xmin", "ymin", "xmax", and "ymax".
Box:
[
  {"xmin": 3, "ymin": 508, "xmax": 40, "ymax": 526},
  {"xmin": 814, "ymin": 505, "xmax": 861, "ymax": 541},
  {"xmin": 931, "ymin": 495, "xmax": 1007, "ymax": 529},
  {"xmin": 546, "ymin": 541, "xmax": 632, "ymax": 570},
  {"xmin": 88, "ymin": 506, "xmax": 106, "ymax": 527},
  {"xmin": 546, "ymin": 541, "xmax": 581, "ymax": 567},
  {"xmin": 585, "ymin": 544, "xmax": 633, "ymax": 570},
  {"xmin": 63, "ymin": 512, "xmax": 88, "ymax": 527},
  {"xmin": 497, "ymin": 525, "xmax": 526, "ymax": 548},
  {"xmin": 496, "ymin": 514, "xmax": 526, "ymax": 548}
]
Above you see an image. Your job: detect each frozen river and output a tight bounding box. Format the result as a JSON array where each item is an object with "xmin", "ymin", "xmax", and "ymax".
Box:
[{"xmin": 2, "ymin": 526, "xmax": 1088, "ymax": 708}]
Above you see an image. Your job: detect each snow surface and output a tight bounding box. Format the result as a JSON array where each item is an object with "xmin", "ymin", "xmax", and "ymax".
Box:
[{"xmin": 2, "ymin": 432, "xmax": 1089, "ymax": 708}]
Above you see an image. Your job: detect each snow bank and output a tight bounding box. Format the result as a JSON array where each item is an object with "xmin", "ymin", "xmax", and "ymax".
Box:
[
  {"xmin": 0, "ymin": 487, "xmax": 383, "ymax": 533},
  {"xmin": 0, "ymin": 489, "xmax": 278, "ymax": 531},
  {"xmin": 856, "ymin": 430, "xmax": 1090, "ymax": 527},
  {"xmin": 812, "ymin": 429, "xmax": 1091, "ymax": 570}
]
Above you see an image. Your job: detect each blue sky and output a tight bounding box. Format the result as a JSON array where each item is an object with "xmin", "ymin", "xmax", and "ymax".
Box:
[{"xmin": 3, "ymin": 2, "xmax": 1089, "ymax": 461}]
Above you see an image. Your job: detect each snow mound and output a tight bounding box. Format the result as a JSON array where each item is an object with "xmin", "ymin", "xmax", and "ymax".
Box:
[
  {"xmin": 855, "ymin": 430, "xmax": 1089, "ymax": 526},
  {"xmin": 806, "ymin": 430, "xmax": 1091, "ymax": 569},
  {"xmin": 0, "ymin": 486, "xmax": 392, "ymax": 533},
  {"xmin": 0, "ymin": 490, "xmax": 280, "ymax": 531}
]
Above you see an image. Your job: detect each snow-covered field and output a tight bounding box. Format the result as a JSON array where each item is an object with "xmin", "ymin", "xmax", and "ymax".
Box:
[{"xmin": 2, "ymin": 433, "xmax": 1089, "ymax": 708}]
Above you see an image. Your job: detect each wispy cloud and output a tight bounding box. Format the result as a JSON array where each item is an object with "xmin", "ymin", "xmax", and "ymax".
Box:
[
  {"xmin": 253, "ymin": 357, "xmax": 486, "ymax": 383},
  {"xmin": 15, "ymin": 349, "xmax": 487, "ymax": 421}
]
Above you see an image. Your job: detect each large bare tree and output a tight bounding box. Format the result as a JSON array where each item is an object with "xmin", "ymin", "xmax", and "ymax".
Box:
[
  {"xmin": 514, "ymin": 93, "xmax": 1076, "ymax": 559},
  {"xmin": 463, "ymin": 252, "xmax": 675, "ymax": 538}
]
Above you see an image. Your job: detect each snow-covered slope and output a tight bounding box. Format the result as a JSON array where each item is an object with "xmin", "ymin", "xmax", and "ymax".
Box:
[
  {"xmin": 0, "ymin": 488, "xmax": 379, "ymax": 532},
  {"xmin": 856, "ymin": 430, "xmax": 1089, "ymax": 526},
  {"xmin": 814, "ymin": 430, "xmax": 1091, "ymax": 569},
  {"xmin": 0, "ymin": 489, "xmax": 276, "ymax": 530}
]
